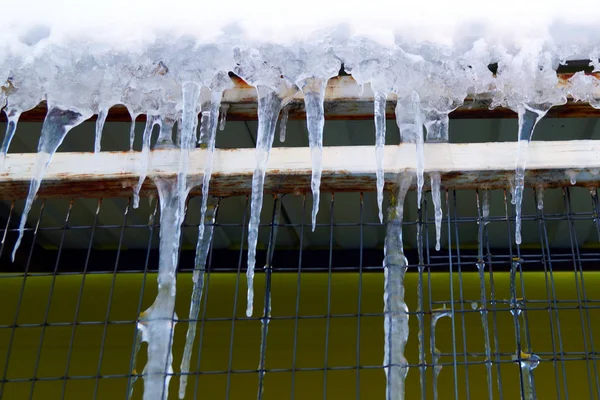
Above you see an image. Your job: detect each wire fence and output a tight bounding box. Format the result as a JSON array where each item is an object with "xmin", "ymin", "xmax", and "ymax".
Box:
[{"xmin": 1, "ymin": 185, "xmax": 600, "ymax": 399}]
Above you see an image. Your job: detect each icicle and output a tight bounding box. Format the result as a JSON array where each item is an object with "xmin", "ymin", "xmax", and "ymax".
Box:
[
  {"xmin": 476, "ymin": 190, "xmax": 493, "ymax": 399},
  {"xmin": 179, "ymin": 197, "xmax": 218, "ymax": 399},
  {"xmin": 12, "ymin": 107, "xmax": 91, "ymax": 260},
  {"xmin": 0, "ymin": 108, "xmax": 21, "ymax": 172},
  {"xmin": 155, "ymin": 116, "xmax": 176, "ymax": 149},
  {"xmin": 383, "ymin": 173, "xmax": 412, "ymax": 400},
  {"xmin": 396, "ymin": 92, "xmax": 424, "ymax": 207},
  {"xmin": 257, "ymin": 195, "xmax": 281, "ymax": 399},
  {"xmin": 279, "ymin": 105, "xmax": 289, "ymax": 143},
  {"xmin": 135, "ymin": 178, "xmax": 187, "ymax": 400},
  {"xmin": 374, "ymin": 91, "xmax": 387, "ymax": 223},
  {"xmin": 566, "ymin": 169, "xmax": 578, "ymax": 185},
  {"xmin": 301, "ymin": 77, "xmax": 326, "ymax": 231},
  {"xmin": 218, "ymin": 103, "xmax": 229, "ymax": 131},
  {"xmin": 514, "ymin": 104, "xmax": 548, "ymax": 245},
  {"xmin": 510, "ymin": 259, "xmax": 540, "ymax": 400},
  {"xmin": 424, "ymin": 109, "xmax": 449, "ymax": 142},
  {"xmin": 536, "ymin": 186, "xmax": 544, "ymax": 211},
  {"xmin": 198, "ymin": 92, "xmax": 212, "ymax": 145},
  {"xmin": 431, "ymin": 306, "xmax": 452, "ymax": 400},
  {"xmin": 128, "ymin": 110, "xmax": 140, "ymax": 151},
  {"xmin": 94, "ymin": 108, "xmax": 108, "ymax": 153},
  {"xmin": 179, "ymin": 77, "xmax": 231, "ymax": 398},
  {"xmin": 128, "ymin": 327, "xmax": 143, "ymax": 399},
  {"xmin": 430, "ymin": 172, "xmax": 442, "ymax": 251},
  {"xmin": 133, "ymin": 115, "xmax": 160, "ymax": 209},
  {"xmin": 247, "ymin": 81, "xmax": 297, "ymax": 317}
]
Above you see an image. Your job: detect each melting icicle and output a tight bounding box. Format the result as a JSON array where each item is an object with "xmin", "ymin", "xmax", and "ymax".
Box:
[
  {"xmin": 0, "ymin": 108, "xmax": 21, "ymax": 172},
  {"xmin": 482, "ymin": 189, "xmax": 490, "ymax": 223},
  {"xmin": 279, "ymin": 105, "xmax": 289, "ymax": 143},
  {"xmin": 219, "ymin": 103, "xmax": 229, "ymax": 131},
  {"xmin": 302, "ymin": 78, "xmax": 326, "ymax": 231},
  {"xmin": 246, "ymin": 82, "xmax": 297, "ymax": 317},
  {"xmin": 133, "ymin": 115, "xmax": 160, "ymax": 209},
  {"xmin": 179, "ymin": 197, "xmax": 218, "ymax": 399},
  {"xmin": 514, "ymin": 104, "xmax": 548, "ymax": 245},
  {"xmin": 374, "ymin": 91, "xmax": 387, "ymax": 223},
  {"xmin": 383, "ymin": 173, "xmax": 412, "ymax": 400},
  {"xmin": 12, "ymin": 107, "xmax": 91, "ymax": 259},
  {"xmin": 536, "ymin": 187, "xmax": 544, "ymax": 211},
  {"xmin": 430, "ymin": 172, "xmax": 442, "ymax": 251},
  {"xmin": 424, "ymin": 109, "xmax": 450, "ymax": 142},
  {"xmin": 94, "ymin": 108, "xmax": 108, "ymax": 153},
  {"xmin": 396, "ymin": 92, "xmax": 424, "ymax": 207},
  {"xmin": 431, "ymin": 306, "xmax": 452, "ymax": 400}
]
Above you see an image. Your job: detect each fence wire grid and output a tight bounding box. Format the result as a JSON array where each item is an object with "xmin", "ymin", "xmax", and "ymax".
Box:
[{"xmin": 1, "ymin": 185, "xmax": 600, "ymax": 399}]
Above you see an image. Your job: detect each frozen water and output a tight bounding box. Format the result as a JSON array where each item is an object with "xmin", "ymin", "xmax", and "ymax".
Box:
[
  {"xmin": 0, "ymin": 109, "xmax": 21, "ymax": 172},
  {"xmin": 94, "ymin": 108, "xmax": 108, "ymax": 153},
  {"xmin": 279, "ymin": 105, "xmax": 289, "ymax": 143},
  {"xmin": 536, "ymin": 187, "xmax": 545, "ymax": 210},
  {"xmin": 431, "ymin": 307, "xmax": 452, "ymax": 400},
  {"xmin": 219, "ymin": 103, "xmax": 229, "ymax": 131},
  {"xmin": 383, "ymin": 173, "xmax": 412, "ymax": 400},
  {"xmin": 430, "ymin": 172, "xmax": 443, "ymax": 251},
  {"xmin": 12, "ymin": 107, "xmax": 91, "ymax": 259},
  {"xmin": 566, "ymin": 169, "xmax": 578, "ymax": 185},
  {"xmin": 374, "ymin": 91, "xmax": 387, "ymax": 223},
  {"xmin": 133, "ymin": 115, "xmax": 160, "ymax": 208}
]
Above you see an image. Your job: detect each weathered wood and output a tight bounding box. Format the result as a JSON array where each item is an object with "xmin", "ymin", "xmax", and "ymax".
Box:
[
  {"xmin": 3, "ymin": 73, "xmax": 600, "ymax": 123},
  {"xmin": 0, "ymin": 141, "xmax": 599, "ymax": 199}
]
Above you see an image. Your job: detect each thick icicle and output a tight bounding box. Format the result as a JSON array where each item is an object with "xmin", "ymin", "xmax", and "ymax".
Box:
[
  {"xmin": 0, "ymin": 108, "xmax": 21, "ymax": 172},
  {"xmin": 430, "ymin": 172, "xmax": 442, "ymax": 251},
  {"xmin": 128, "ymin": 110, "xmax": 139, "ymax": 151},
  {"xmin": 135, "ymin": 178, "xmax": 187, "ymax": 400},
  {"xmin": 431, "ymin": 307, "xmax": 452, "ymax": 400},
  {"xmin": 514, "ymin": 104, "xmax": 548, "ymax": 244},
  {"xmin": 279, "ymin": 105, "xmax": 289, "ymax": 143},
  {"xmin": 94, "ymin": 108, "xmax": 108, "ymax": 153},
  {"xmin": 12, "ymin": 107, "xmax": 91, "ymax": 259},
  {"xmin": 396, "ymin": 92, "xmax": 424, "ymax": 207},
  {"xmin": 246, "ymin": 82, "xmax": 297, "ymax": 317},
  {"xmin": 219, "ymin": 103, "xmax": 229, "ymax": 131},
  {"xmin": 133, "ymin": 115, "xmax": 160, "ymax": 208},
  {"xmin": 155, "ymin": 116, "xmax": 175, "ymax": 149},
  {"xmin": 301, "ymin": 78, "xmax": 326, "ymax": 231},
  {"xmin": 383, "ymin": 173, "xmax": 412, "ymax": 400},
  {"xmin": 374, "ymin": 91, "xmax": 387, "ymax": 223},
  {"xmin": 178, "ymin": 197, "xmax": 218, "ymax": 399}
]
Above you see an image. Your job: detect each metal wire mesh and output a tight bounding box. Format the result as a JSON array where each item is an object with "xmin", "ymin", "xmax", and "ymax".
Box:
[{"xmin": 1, "ymin": 185, "xmax": 600, "ymax": 399}]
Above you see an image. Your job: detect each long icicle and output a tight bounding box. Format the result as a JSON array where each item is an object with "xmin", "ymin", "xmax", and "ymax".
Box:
[
  {"xmin": 374, "ymin": 91, "xmax": 387, "ymax": 223},
  {"xmin": 430, "ymin": 172, "xmax": 443, "ymax": 251},
  {"xmin": 514, "ymin": 104, "xmax": 548, "ymax": 244},
  {"xmin": 384, "ymin": 173, "xmax": 412, "ymax": 400},
  {"xmin": 302, "ymin": 77, "xmax": 326, "ymax": 231},
  {"xmin": 12, "ymin": 107, "xmax": 91, "ymax": 259},
  {"xmin": 94, "ymin": 108, "xmax": 109, "ymax": 153},
  {"xmin": 133, "ymin": 114, "xmax": 160, "ymax": 208},
  {"xmin": 179, "ymin": 83, "xmax": 229, "ymax": 399},
  {"xmin": 0, "ymin": 108, "xmax": 22, "ymax": 172},
  {"xmin": 246, "ymin": 82, "xmax": 297, "ymax": 317}
]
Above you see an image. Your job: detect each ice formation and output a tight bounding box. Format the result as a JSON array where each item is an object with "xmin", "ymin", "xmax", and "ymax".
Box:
[
  {"xmin": 430, "ymin": 172, "xmax": 443, "ymax": 251},
  {"xmin": 431, "ymin": 306, "xmax": 452, "ymax": 400},
  {"xmin": 383, "ymin": 173, "xmax": 412, "ymax": 400},
  {"xmin": 3, "ymin": 5, "xmax": 600, "ymax": 398}
]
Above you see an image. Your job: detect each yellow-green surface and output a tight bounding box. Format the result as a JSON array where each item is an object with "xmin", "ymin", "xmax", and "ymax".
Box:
[{"xmin": 1, "ymin": 271, "xmax": 599, "ymax": 399}]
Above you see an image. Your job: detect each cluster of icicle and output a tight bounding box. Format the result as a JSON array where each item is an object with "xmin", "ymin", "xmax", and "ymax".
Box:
[{"xmin": 2, "ymin": 35, "xmax": 600, "ymax": 399}]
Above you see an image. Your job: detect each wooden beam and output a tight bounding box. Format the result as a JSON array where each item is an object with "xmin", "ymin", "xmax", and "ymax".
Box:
[
  {"xmin": 4, "ymin": 73, "xmax": 600, "ymax": 123},
  {"xmin": 0, "ymin": 141, "xmax": 599, "ymax": 199}
]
